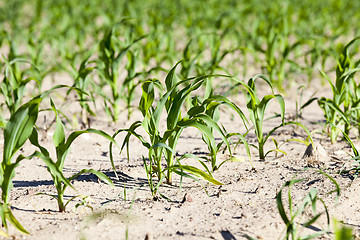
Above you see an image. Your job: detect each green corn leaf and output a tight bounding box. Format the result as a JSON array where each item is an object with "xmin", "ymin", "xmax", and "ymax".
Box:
[
  {"xmin": 178, "ymin": 118, "xmax": 217, "ymax": 153},
  {"xmin": 110, "ymin": 121, "xmax": 150, "ymax": 179},
  {"xmin": 178, "ymin": 153, "xmax": 212, "ymax": 174},
  {"xmin": 171, "ymin": 164, "xmax": 222, "ymax": 185},
  {"xmin": 139, "ymin": 80, "xmax": 155, "ymax": 116},
  {"xmin": 248, "ymin": 74, "xmax": 274, "ymax": 93},
  {"xmin": 276, "ymin": 188, "xmax": 290, "ymax": 226},
  {"xmin": 151, "ymin": 142, "xmax": 175, "ymax": 154},
  {"xmin": 319, "ymin": 69, "xmax": 337, "ymax": 97},
  {"xmin": 228, "ymin": 132, "xmax": 252, "ymax": 164},
  {"xmin": 204, "ymin": 95, "xmax": 249, "ymax": 129},
  {"xmin": 165, "ymin": 60, "xmax": 182, "ymax": 92},
  {"xmin": 317, "ymin": 169, "xmax": 341, "ymax": 202},
  {"xmin": 3, "ymin": 97, "xmax": 41, "ymax": 163},
  {"xmin": 163, "ymin": 127, "xmax": 183, "ymax": 150},
  {"xmin": 31, "ymin": 151, "xmax": 75, "ymax": 191},
  {"xmin": 299, "ymin": 230, "xmax": 329, "ymax": 240},
  {"xmin": 299, "ymin": 97, "xmax": 318, "ymax": 111},
  {"xmin": 187, "ymin": 105, "xmax": 206, "ymax": 117},
  {"xmin": 294, "ymin": 188, "xmax": 317, "ymax": 218},
  {"xmin": 265, "ymin": 121, "xmax": 314, "ymax": 146},
  {"xmin": 35, "ymin": 192, "xmax": 58, "ymax": 200},
  {"xmin": 54, "ymin": 128, "xmax": 118, "ymax": 171},
  {"xmin": 277, "ymin": 179, "xmax": 304, "ymax": 226},
  {"xmin": 38, "ymin": 84, "xmax": 77, "ymax": 99},
  {"xmin": 257, "ymin": 94, "xmax": 285, "ymax": 124},
  {"xmin": 264, "ymin": 149, "xmax": 287, "ymax": 158},
  {"xmin": 153, "ymin": 84, "xmax": 176, "ymax": 127},
  {"xmin": 1, "ymin": 161, "xmax": 20, "ymax": 204},
  {"xmin": 0, "ymin": 204, "xmax": 29, "ymax": 235},
  {"xmin": 53, "ymin": 117, "xmax": 66, "ymax": 148},
  {"xmin": 336, "ymin": 36, "xmax": 360, "ymax": 80},
  {"xmin": 68, "ymin": 169, "xmax": 114, "ymax": 187},
  {"xmin": 302, "ymin": 212, "xmax": 322, "ymax": 228},
  {"xmin": 167, "ymin": 77, "xmax": 206, "ymax": 129},
  {"xmin": 320, "ymin": 99, "xmax": 350, "ymax": 123},
  {"xmin": 65, "ymin": 129, "xmax": 117, "ymax": 154},
  {"xmin": 193, "ymin": 114, "xmax": 232, "ymax": 155}
]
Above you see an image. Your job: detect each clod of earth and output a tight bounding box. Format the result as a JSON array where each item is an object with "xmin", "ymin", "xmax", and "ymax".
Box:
[
  {"xmin": 181, "ymin": 193, "xmax": 194, "ymax": 203},
  {"xmin": 302, "ymin": 143, "xmax": 328, "ymax": 167}
]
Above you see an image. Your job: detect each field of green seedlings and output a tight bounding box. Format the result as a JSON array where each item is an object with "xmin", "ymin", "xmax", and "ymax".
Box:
[{"xmin": 1, "ymin": 0, "xmax": 360, "ymax": 239}]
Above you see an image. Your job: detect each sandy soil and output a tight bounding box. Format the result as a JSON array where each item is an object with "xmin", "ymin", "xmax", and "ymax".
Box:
[{"xmin": 2, "ymin": 80, "xmax": 360, "ymax": 240}]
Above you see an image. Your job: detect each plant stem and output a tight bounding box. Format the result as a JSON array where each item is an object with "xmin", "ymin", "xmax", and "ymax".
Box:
[
  {"xmin": 57, "ymin": 193, "xmax": 65, "ymax": 212},
  {"xmin": 259, "ymin": 141, "xmax": 265, "ymax": 160},
  {"xmin": 166, "ymin": 153, "xmax": 173, "ymax": 184}
]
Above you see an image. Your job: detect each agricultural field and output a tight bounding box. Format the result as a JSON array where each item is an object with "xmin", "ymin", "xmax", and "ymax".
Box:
[{"xmin": 1, "ymin": 0, "xmax": 360, "ymax": 239}]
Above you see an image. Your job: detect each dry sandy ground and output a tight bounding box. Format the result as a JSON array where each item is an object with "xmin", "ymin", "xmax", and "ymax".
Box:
[{"xmin": 2, "ymin": 81, "xmax": 360, "ymax": 240}]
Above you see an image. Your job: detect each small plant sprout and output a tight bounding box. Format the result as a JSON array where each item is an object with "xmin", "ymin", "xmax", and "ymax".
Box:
[
  {"xmin": 0, "ymin": 56, "xmax": 40, "ymax": 115},
  {"xmin": 110, "ymin": 63, "xmax": 235, "ymax": 197},
  {"xmin": 277, "ymin": 171, "xmax": 340, "ymax": 240},
  {"xmin": 318, "ymin": 37, "xmax": 360, "ymax": 143},
  {"xmin": 97, "ymin": 26, "xmax": 146, "ymax": 122},
  {"xmin": 30, "ymin": 99, "xmax": 116, "ymax": 212},
  {"xmin": 0, "ymin": 98, "xmax": 41, "ymax": 234},
  {"xmin": 233, "ymin": 74, "xmax": 313, "ymax": 160},
  {"xmin": 0, "ymin": 86, "xmax": 74, "ymax": 234},
  {"xmin": 67, "ymin": 52, "xmax": 97, "ymax": 128}
]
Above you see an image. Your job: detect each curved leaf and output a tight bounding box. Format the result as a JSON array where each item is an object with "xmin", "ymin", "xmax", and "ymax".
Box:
[
  {"xmin": 30, "ymin": 151, "xmax": 75, "ymax": 191},
  {"xmin": 68, "ymin": 169, "xmax": 114, "ymax": 187},
  {"xmin": 3, "ymin": 98, "xmax": 40, "ymax": 163},
  {"xmin": 170, "ymin": 164, "xmax": 222, "ymax": 185}
]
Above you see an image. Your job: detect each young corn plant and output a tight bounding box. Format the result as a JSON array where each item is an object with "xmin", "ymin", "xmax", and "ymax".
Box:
[
  {"xmin": 0, "ymin": 86, "xmax": 71, "ymax": 234},
  {"xmin": 276, "ymin": 171, "xmax": 340, "ymax": 240},
  {"xmin": 110, "ymin": 63, "xmax": 231, "ymax": 197},
  {"xmin": 186, "ymin": 94, "xmax": 251, "ymax": 170},
  {"xmin": 97, "ymin": 26, "xmax": 145, "ymax": 122},
  {"xmin": 30, "ymin": 99, "xmax": 116, "ymax": 212},
  {"xmin": 66, "ymin": 53, "xmax": 97, "ymax": 128},
  {"xmin": 0, "ymin": 55, "xmax": 40, "ymax": 115},
  {"xmin": 318, "ymin": 37, "xmax": 360, "ymax": 143},
  {"xmin": 233, "ymin": 74, "xmax": 312, "ymax": 160},
  {"xmin": 0, "ymin": 98, "xmax": 41, "ymax": 235}
]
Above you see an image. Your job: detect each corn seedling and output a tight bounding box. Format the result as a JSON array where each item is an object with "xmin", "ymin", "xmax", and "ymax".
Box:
[
  {"xmin": 29, "ymin": 99, "xmax": 116, "ymax": 212},
  {"xmin": 97, "ymin": 26, "xmax": 146, "ymax": 122},
  {"xmin": 110, "ymin": 63, "xmax": 232, "ymax": 197},
  {"xmin": 66, "ymin": 53, "xmax": 97, "ymax": 128},
  {"xmin": 277, "ymin": 171, "xmax": 340, "ymax": 240},
  {"xmin": 318, "ymin": 37, "xmax": 360, "ymax": 143},
  {"xmin": 0, "ymin": 86, "xmax": 72, "ymax": 233},
  {"xmin": 233, "ymin": 75, "xmax": 284, "ymax": 159},
  {"xmin": 0, "ymin": 98, "xmax": 41, "ymax": 234},
  {"xmin": 1, "ymin": 55, "xmax": 40, "ymax": 115}
]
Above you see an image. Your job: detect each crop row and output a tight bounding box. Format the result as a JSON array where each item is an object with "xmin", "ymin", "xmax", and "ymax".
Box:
[{"xmin": 0, "ymin": 0, "xmax": 360, "ymax": 238}]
